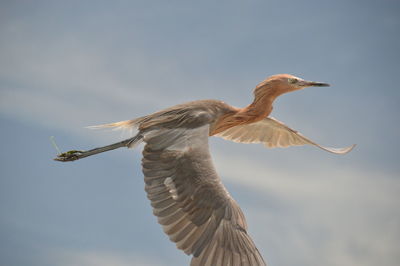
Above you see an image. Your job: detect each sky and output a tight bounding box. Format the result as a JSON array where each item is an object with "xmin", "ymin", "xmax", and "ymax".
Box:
[{"xmin": 0, "ymin": 0, "xmax": 399, "ymax": 265}]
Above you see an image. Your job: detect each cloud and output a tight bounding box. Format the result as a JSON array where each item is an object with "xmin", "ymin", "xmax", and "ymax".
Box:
[
  {"xmin": 1, "ymin": 1, "xmax": 399, "ymax": 266},
  {"xmin": 45, "ymin": 249, "xmax": 164, "ymax": 266},
  {"xmin": 212, "ymin": 150, "xmax": 400, "ymax": 266}
]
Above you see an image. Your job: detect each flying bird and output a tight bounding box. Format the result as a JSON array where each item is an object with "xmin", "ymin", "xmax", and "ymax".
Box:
[{"xmin": 55, "ymin": 74, "xmax": 355, "ymax": 266}]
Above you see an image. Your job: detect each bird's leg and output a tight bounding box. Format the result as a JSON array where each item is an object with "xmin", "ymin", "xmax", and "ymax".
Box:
[{"xmin": 54, "ymin": 135, "xmax": 141, "ymax": 162}]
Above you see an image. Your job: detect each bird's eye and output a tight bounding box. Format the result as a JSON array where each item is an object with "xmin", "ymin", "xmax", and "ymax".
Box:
[{"xmin": 288, "ymin": 78, "xmax": 298, "ymax": 84}]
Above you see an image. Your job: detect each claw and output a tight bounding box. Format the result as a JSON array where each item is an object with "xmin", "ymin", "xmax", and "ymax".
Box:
[{"xmin": 54, "ymin": 150, "xmax": 84, "ymax": 162}]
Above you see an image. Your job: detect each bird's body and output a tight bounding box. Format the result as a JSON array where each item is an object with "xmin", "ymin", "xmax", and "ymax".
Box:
[{"xmin": 55, "ymin": 74, "xmax": 355, "ymax": 266}]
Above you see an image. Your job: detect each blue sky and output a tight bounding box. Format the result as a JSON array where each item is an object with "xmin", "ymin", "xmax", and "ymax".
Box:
[{"xmin": 1, "ymin": 1, "xmax": 399, "ymax": 265}]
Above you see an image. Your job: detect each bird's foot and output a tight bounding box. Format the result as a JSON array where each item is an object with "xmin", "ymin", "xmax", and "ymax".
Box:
[{"xmin": 54, "ymin": 150, "xmax": 84, "ymax": 162}]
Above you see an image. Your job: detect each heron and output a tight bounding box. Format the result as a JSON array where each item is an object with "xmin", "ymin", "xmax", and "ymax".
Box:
[{"xmin": 55, "ymin": 74, "xmax": 355, "ymax": 266}]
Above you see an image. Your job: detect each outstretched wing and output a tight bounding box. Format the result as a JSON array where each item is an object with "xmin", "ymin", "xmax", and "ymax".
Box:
[
  {"xmin": 142, "ymin": 125, "xmax": 266, "ymax": 266},
  {"xmin": 215, "ymin": 117, "xmax": 355, "ymax": 154}
]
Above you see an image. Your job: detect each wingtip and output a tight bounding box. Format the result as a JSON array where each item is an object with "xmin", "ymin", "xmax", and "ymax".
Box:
[
  {"xmin": 346, "ymin": 144, "xmax": 357, "ymax": 154},
  {"xmin": 326, "ymin": 144, "xmax": 356, "ymax": 155}
]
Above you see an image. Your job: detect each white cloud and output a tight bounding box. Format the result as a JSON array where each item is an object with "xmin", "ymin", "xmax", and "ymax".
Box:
[
  {"xmin": 212, "ymin": 150, "xmax": 400, "ymax": 266},
  {"xmin": 45, "ymin": 249, "xmax": 164, "ymax": 266}
]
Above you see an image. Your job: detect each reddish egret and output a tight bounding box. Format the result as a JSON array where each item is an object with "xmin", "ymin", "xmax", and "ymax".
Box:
[{"xmin": 55, "ymin": 74, "xmax": 355, "ymax": 266}]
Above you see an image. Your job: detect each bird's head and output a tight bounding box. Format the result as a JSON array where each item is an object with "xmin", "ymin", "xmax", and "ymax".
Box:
[{"xmin": 254, "ymin": 74, "xmax": 330, "ymax": 99}]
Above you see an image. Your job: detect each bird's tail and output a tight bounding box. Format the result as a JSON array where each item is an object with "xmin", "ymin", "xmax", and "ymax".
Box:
[
  {"xmin": 86, "ymin": 117, "xmax": 147, "ymax": 149},
  {"xmin": 86, "ymin": 117, "xmax": 146, "ymax": 131}
]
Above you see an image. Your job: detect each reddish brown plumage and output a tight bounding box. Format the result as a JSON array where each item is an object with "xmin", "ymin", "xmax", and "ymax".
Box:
[{"xmin": 211, "ymin": 74, "xmax": 306, "ymax": 135}]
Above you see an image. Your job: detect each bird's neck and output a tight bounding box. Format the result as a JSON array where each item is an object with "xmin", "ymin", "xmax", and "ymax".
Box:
[
  {"xmin": 243, "ymin": 91, "xmax": 277, "ymax": 119},
  {"xmin": 210, "ymin": 89, "xmax": 277, "ymax": 135}
]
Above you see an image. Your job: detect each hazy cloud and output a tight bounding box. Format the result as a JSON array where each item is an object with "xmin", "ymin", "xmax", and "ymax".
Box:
[{"xmin": 1, "ymin": 1, "xmax": 399, "ymax": 266}]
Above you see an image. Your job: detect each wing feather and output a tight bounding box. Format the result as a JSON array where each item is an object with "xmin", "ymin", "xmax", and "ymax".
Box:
[
  {"xmin": 142, "ymin": 125, "xmax": 266, "ymax": 266},
  {"xmin": 216, "ymin": 117, "xmax": 355, "ymax": 154}
]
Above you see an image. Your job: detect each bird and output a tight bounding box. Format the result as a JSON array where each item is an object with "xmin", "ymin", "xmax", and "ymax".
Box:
[{"xmin": 55, "ymin": 74, "xmax": 355, "ymax": 266}]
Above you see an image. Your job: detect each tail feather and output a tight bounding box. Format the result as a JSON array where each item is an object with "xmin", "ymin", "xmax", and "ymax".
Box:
[
  {"xmin": 86, "ymin": 118, "xmax": 145, "ymax": 149},
  {"xmin": 86, "ymin": 119, "xmax": 142, "ymax": 131}
]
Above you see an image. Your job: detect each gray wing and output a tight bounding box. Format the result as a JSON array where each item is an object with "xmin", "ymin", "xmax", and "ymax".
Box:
[
  {"xmin": 215, "ymin": 117, "xmax": 355, "ymax": 154},
  {"xmin": 142, "ymin": 125, "xmax": 266, "ymax": 266}
]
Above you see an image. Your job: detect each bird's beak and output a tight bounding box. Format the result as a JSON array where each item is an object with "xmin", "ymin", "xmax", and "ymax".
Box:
[{"xmin": 299, "ymin": 80, "xmax": 330, "ymax": 87}]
